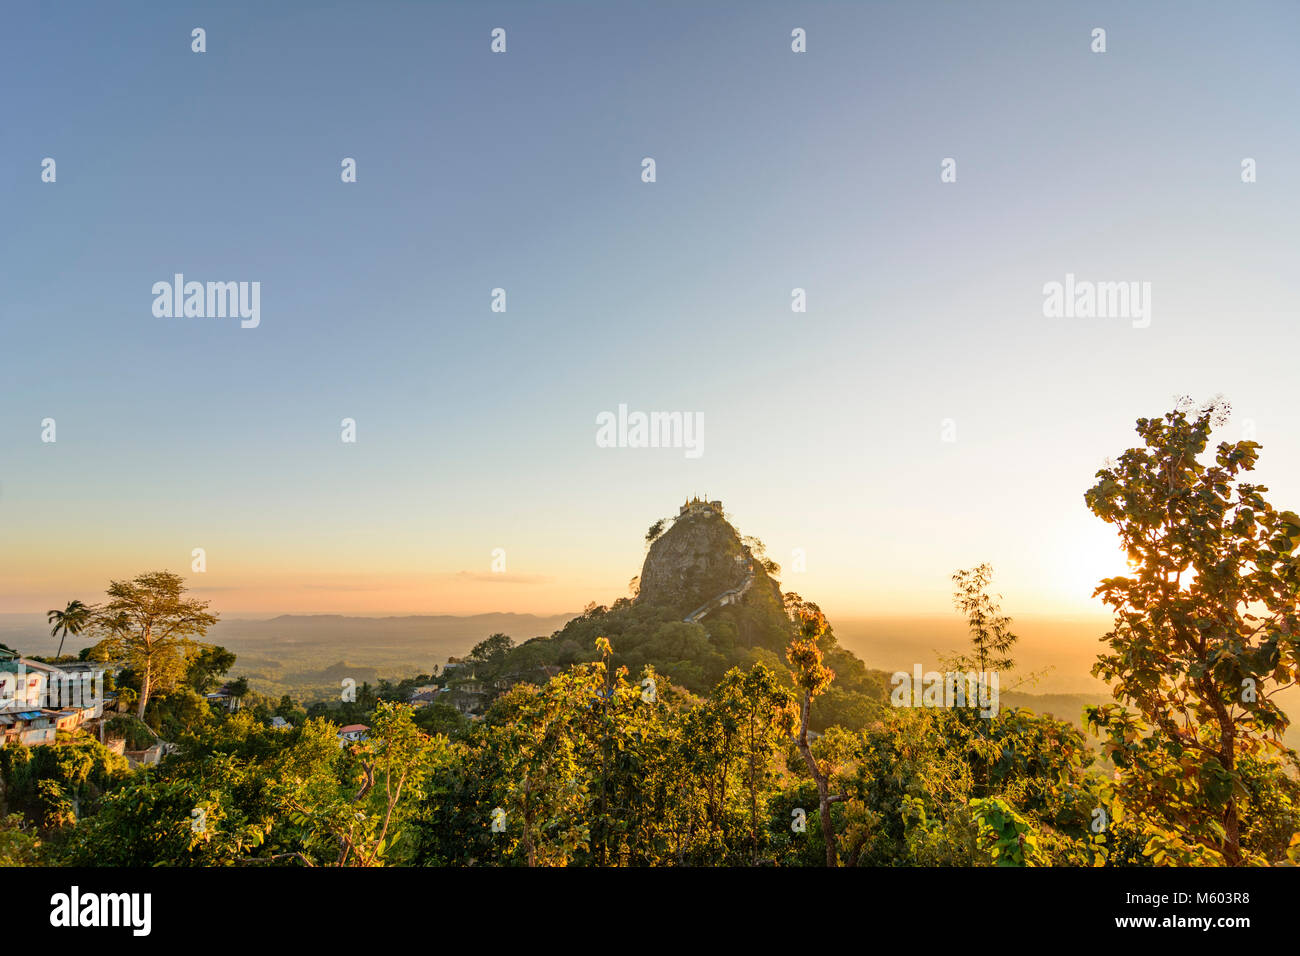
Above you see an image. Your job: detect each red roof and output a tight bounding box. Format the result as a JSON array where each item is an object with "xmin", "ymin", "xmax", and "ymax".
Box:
[{"xmin": 338, "ymin": 724, "xmax": 369, "ymax": 734}]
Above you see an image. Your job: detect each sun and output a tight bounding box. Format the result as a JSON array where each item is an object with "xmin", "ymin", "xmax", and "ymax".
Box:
[{"xmin": 1053, "ymin": 521, "xmax": 1135, "ymax": 608}]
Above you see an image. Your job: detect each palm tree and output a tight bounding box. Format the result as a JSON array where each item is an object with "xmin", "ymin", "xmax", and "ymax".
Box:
[{"xmin": 47, "ymin": 600, "xmax": 92, "ymax": 659}]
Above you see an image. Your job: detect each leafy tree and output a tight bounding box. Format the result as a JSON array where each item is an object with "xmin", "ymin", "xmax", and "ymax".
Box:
[
  {"xmin": 146, "ymin": 687, "xmax": 212, "ymax": 739},
  {"xmin": 277, "ymin": 703, "xmax": 447, "ymax": 866},
  {"xmin": 468, "ymin": 633, "xmax": 516, "ymax": 680},
  {"xmin": 1084, "ymin": 398, "xmax": 1300, "ymax": 865},
  {"xmin": 89, "ymin": 571, "xmax": 219, "ymax": 719},
  {"xmin": 186, "ymin": 645, "xmax": 236, "ymax": 694},
  {"xmin": 0, "ymin": 814, "xmax": 44, "ymax": 865},
  {"xmin": 69, "ymin": 708, "xmax": 447, "ymax": 867},
  {"xmin": 718, "ymin": 665, "xmax": 797, "ymax": 862},
  {"xmin": 273, "ymin": 695, "xmax": 307, "ymax": 726},
  {"xmin": 60, "ymin": 761, "xmax": 271, "ymax": 866},
  {"xmin": 0, "ymin": 735, "xmax": 129, "ymax": 831},
  {"xmin": 412, "ymin": 700, "xmax": 470, "ymax": 739},
  {"xmin": 226, "ymin": 676, "xmax": 250, "ymax": 708},
  {"xmin": 474, "ymin": 674, "xmax": 593, "ymax": 866}
]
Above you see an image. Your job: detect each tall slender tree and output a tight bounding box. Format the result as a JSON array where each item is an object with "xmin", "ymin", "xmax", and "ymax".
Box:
[
  {"xmin": 47, "ymin": 600, "xmax": 93, "ymax": 659},
  {"xmin": 787, "ymin": 607, "xmax": 847, "ymax": 866},
  {"xmin": 950, "ymin": 564, "xmax": 1017, "ymax": 674}
]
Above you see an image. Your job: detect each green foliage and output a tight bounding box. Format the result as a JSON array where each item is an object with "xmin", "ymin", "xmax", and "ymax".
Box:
[
  {"xmin": 412, "ymin": 637, "xmax": 804, "ymax": 867},
  {"xmin": 59, "ymin": 705, "xmax": 448, "ymax": 866},
  {"xmin": 970, "ymin": 797, "xmax": 1040, "ymax": 866},
  {"xmin": 16, "ymin": 422, "xmax": 1300, "ymax": 868},
  {"xmin": 1084, "ymin": 398, "xmax": 1300, "ymax": 865},
  {"xmin": 0, "ymin": 813, "xmax": 45, "ymax": 865},
  {"xmin": 0, "ymin": 735, "xmax": 129, "ymax": 834},
  {"xmin": 106, "ymin": 715, "xmax": 157, "ymax": 751},
  {"xmin": 185, "ymin": 645, "xmax": 236, "ymax": 694}
]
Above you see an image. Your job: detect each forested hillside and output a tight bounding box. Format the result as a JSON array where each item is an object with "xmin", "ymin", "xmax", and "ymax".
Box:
[{"xmin": 4, "ymin": 402, "xmax": 1299, "ymax": 868}]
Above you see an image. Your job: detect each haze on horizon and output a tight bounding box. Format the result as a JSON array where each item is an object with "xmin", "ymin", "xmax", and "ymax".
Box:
[{"xmin": 3, "ymin": 3, "xmax": 1298, "ymax": 624}]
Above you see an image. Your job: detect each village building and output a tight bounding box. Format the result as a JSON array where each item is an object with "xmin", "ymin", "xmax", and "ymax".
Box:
[
  {"xmin": 0, "ymin": 711, "xmax": 56, "ymax": 748},
  {"xmin": 204, "ymin": 684, "xmax": 241, "ymax": 713},
  {"xmin": 0, "ymin": 649, "xmax": 108, "ymax": 748},
  {"xmin": 337, "ymin": 723, "xmax": 369, "ymax": 745}
]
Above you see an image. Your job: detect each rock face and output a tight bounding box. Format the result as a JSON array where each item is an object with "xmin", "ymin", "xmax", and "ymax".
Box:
[
  {"xmin": 639, "ymin": 510, "xmax": 748, "ymax": 614},
  {"xmin": 637, "ymin": 507, "xmax": 784, "ymax": 627}
]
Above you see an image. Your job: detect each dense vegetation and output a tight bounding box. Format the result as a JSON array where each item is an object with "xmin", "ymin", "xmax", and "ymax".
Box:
[{"xmin": 2, "ymin": 400, "xmax": 1297, "ymax": 867}]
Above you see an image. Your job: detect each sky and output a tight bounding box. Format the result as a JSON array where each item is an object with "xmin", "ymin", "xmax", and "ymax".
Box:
[{"xmin": 2, "ymin": 1, "xmax": 1298, "ymax": 622}]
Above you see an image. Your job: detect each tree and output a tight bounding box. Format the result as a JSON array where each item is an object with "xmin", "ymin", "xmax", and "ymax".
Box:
[
  {"xmin": 185, "ymin": 645, "xmax": 236, "ymax": 694},
  {"xmin": 226, "ymin": 677, "xmax": 250, "ymax": 708},
  {"xmin": 476, "ymin": 671, "xmax": 593, "ymax": 866},
  {"xmin": 708, "ymin": 665, "xmax": 797, "ymax": 863},
  {"xmin": 89, "ymin": 571, "xmax": 219, "ymax": 720},
  {"xmin": 786, "ymin": 607, "xmax": 847, "ymax": 865},
  {"xmin": 0, "ymin": 734, "xmax": 129, "ymax": 830},
  {"xmin": 1084, "ymin": 398, "xmax": 1300, "ymax": 865},
  {"xmin": 47, "ymin": 600, "xmax": 93, "ymax": 659},
  {"xmin": 412, "ymin": 700, "xmax": 470, "ymax": 739},
  {"xmin": 949, "ymin": 564, "xmax": 1017, "ymax": 674},
  {"xmin": 277, "ymin": 704, "xmax": 447, "ymax": 866},
  {"xmin": 0, "ymin": 814, "xmax": 43, "ymax": 866},
  {"xmin": 469, "ymin": 633, "xmax": 515, "ymax": 670}
]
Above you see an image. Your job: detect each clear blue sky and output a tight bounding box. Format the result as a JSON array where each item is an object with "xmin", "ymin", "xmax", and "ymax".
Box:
[{"xmin": 2, "ymin": 1, "xmax": 1298, "ymax": 617}]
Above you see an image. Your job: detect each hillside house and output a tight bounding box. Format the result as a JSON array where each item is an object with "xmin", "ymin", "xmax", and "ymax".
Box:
[
  {"xmin": 0, "ymin": 651, "xmax": 47, "ymax": 711},
  {"xmin": 337, "ymin": 723, "xmax": 369, "ymax": 745},
  {"xmin": 0, "ymin": 711, "xmax": 56, "ymax": 748},
  {"xmin": 0, "ymin": 650, "xmax": 106, "ymax": 748}
]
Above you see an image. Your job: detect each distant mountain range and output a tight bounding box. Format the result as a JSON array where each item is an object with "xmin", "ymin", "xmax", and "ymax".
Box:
[{"xmin": 0, "ymin": 611, "xmax": 575, "ymax": 671}]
